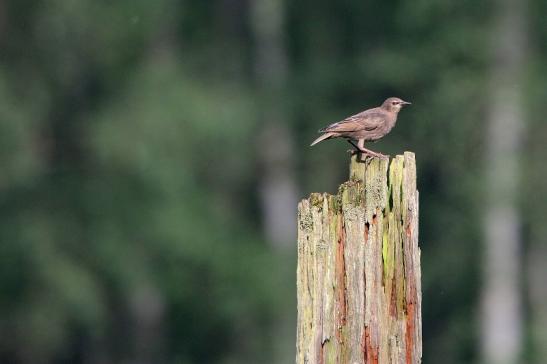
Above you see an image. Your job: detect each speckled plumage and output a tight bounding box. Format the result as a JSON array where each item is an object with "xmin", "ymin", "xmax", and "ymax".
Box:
[{"xmin": 310, "ymin": 97, "xmax": 410, "ymax": 157}]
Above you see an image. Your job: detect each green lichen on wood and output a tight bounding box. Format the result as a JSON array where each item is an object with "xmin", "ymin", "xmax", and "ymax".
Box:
[
  {"xmin": 297, "ymin": 153, "xmax": 421, "ymax": 364},
  {"xmin": 297, "ymin": 203, "xmax": 314, "ymax": 232},
  {"xmin": 322, "ymin": 340, "xmax": 336, "ymax": 364},
  {"xmin": 382, "ymin": 212, "xmax": 393, "ymax": 283},
  {"xmin": 349, "ymin": 154, "xmax": 366, "ymax": 182},
  {"xmin": 327, "ymin": 194, "xmax": 339, "ymax": 212},
  {"xmin": 340, "ymin": 181, "xmax": 363, "ymax": 207},
  {"xmin": 309, "ymin": 192, "xmax": 324, "ymax": 208}
]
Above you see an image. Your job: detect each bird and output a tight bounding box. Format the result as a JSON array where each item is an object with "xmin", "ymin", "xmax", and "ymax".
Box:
[{"xmin": 310, "ymin": 97, "xmax": 411, "ymax": 158}]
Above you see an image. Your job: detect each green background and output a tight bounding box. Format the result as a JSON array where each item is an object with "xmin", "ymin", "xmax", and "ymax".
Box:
[{"xmin": 0, "ymin": 0, "xmax": 546, "ymax": 363}]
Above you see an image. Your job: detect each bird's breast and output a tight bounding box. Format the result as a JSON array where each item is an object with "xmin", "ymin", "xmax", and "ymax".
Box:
[{"xmin": 365, "ymin": 118, "xmax": 396, "ymax": 141}]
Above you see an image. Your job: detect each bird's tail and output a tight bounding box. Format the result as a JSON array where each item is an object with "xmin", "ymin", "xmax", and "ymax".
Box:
[{"xmin": 310, "ymin": 132, "xmax": 335, "ymax": 146}]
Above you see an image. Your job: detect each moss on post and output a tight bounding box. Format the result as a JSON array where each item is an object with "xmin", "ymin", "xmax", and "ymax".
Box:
[{"xmin": 297, "ymin": 153, "xmax": 421, "ymax": 364}]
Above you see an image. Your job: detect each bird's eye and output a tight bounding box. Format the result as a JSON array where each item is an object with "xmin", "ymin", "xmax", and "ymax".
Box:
[{"xmin": 392, "ymin": 101, "xmax": 398, "ymax": 105}]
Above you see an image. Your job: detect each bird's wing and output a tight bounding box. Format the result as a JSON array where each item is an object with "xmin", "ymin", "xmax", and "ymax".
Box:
[{"xmin": 319, "ymin": 110, "xmax": 385, "ymax": 133}]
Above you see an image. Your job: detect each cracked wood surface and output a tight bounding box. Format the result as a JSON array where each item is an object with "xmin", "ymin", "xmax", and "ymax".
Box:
[{"xmin": 297, "ymin": 152, "xmax": 421, "ymax": 364}]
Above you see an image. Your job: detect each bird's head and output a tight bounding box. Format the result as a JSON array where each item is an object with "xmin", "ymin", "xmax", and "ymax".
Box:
[{"xmin": 382, "ymin": 97, "xmax": 411, "ymax": 113}]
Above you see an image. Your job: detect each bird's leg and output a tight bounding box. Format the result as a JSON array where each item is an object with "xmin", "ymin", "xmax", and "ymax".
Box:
[
  {"xmin": 357, "ymin": 138, "xmax": 366, "ymax": 152},
  {"xmin": 347, "ymin": 139, "xmax": 389, "ymax": 159},
  {"xmin": 347, "ymin": 140, "xmax": 366, "ymax": 155},
  {"xmin": 346, "ymin": 140, "xmax": 360, "ymax": 155}
]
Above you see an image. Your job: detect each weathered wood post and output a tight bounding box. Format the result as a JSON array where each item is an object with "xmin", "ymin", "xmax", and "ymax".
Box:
[{"xmin": 297, "ymin": 153, "xmax": 421, "ymax": 364}]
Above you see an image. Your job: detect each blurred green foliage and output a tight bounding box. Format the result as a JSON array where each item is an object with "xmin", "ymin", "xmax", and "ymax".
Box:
[{"xmin": 0, "ymin": 0, "xmax": 545, "ymax": 363}]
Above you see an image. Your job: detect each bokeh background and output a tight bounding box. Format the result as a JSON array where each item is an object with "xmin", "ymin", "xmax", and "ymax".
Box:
[{"xmin": 0, "ymin": 0, "xmax": 546, "ymax": 363}]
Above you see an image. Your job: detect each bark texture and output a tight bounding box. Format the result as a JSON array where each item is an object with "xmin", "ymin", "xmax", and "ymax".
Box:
[{"xmin": 297, "ymin": 153, "xmax": 421, "ymax": 364}]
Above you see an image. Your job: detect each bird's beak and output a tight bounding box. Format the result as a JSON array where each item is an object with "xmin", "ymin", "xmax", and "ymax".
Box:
[{"xmin": 401, "ymin": 100, "xmax": 411, "ymax": 105}]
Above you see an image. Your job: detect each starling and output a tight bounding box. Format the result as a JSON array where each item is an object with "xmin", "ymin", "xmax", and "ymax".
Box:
[{"xmin": 310, "ymin": 97, "xmax": 411, "ymax": 158}]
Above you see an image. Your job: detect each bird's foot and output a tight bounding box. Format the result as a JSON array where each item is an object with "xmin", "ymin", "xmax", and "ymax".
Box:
[
  {"xmin": 346, "ymin": 140, "xmax": 389, "ymax": 159},
  {"xmin": 347, "ymin": 149, "xmax": 389, "ymax": 159},
  {"xmin": 370, "ymin": 151, "xmax": 390, "ymax": 159},
  {"xmin": 364, "ymin": 152, "xmax": 390, "ymax": 160}
]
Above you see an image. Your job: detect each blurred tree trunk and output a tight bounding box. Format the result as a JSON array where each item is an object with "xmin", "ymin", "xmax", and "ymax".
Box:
[
  {"xmin": 128, "ymin": 284, "xmax": 165, "ymax": 364},
  {"xmin": 526, "ymin": 73, "xmax": 547, "ymax": 362},
  {"xmin": 250, "ymin": 0, "xmax": 299, "ymax": 249},
  {"xmin": 528, "ymin": 242, "xmax": 547, "ymax": 363},
  {"xmin": 297, "ymin": 154, "xmax": 421, "ymax": 364},
  {"xmin": 480, "ymin": 0, "xmax": 528, "ymax": 362}
]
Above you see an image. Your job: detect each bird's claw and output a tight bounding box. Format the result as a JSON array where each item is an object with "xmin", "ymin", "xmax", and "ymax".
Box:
[
  {"xmin": 369, "ymin": 152, "xmax": 390, "ymax": 159},
  {"xmin": 347, "ymin": 149, "xmax": 390, "ymax": 160}
]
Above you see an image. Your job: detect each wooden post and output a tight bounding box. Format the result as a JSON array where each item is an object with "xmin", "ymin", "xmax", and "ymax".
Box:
[{"xmin": 297, "ymin": 152, "xmax": 421, "ymax": 364}]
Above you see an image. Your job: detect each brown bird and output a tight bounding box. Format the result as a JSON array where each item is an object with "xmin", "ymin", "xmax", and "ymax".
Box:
[{"xmin": 310, "ymin": 97, "xmax": 411, "ymax": 158}]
